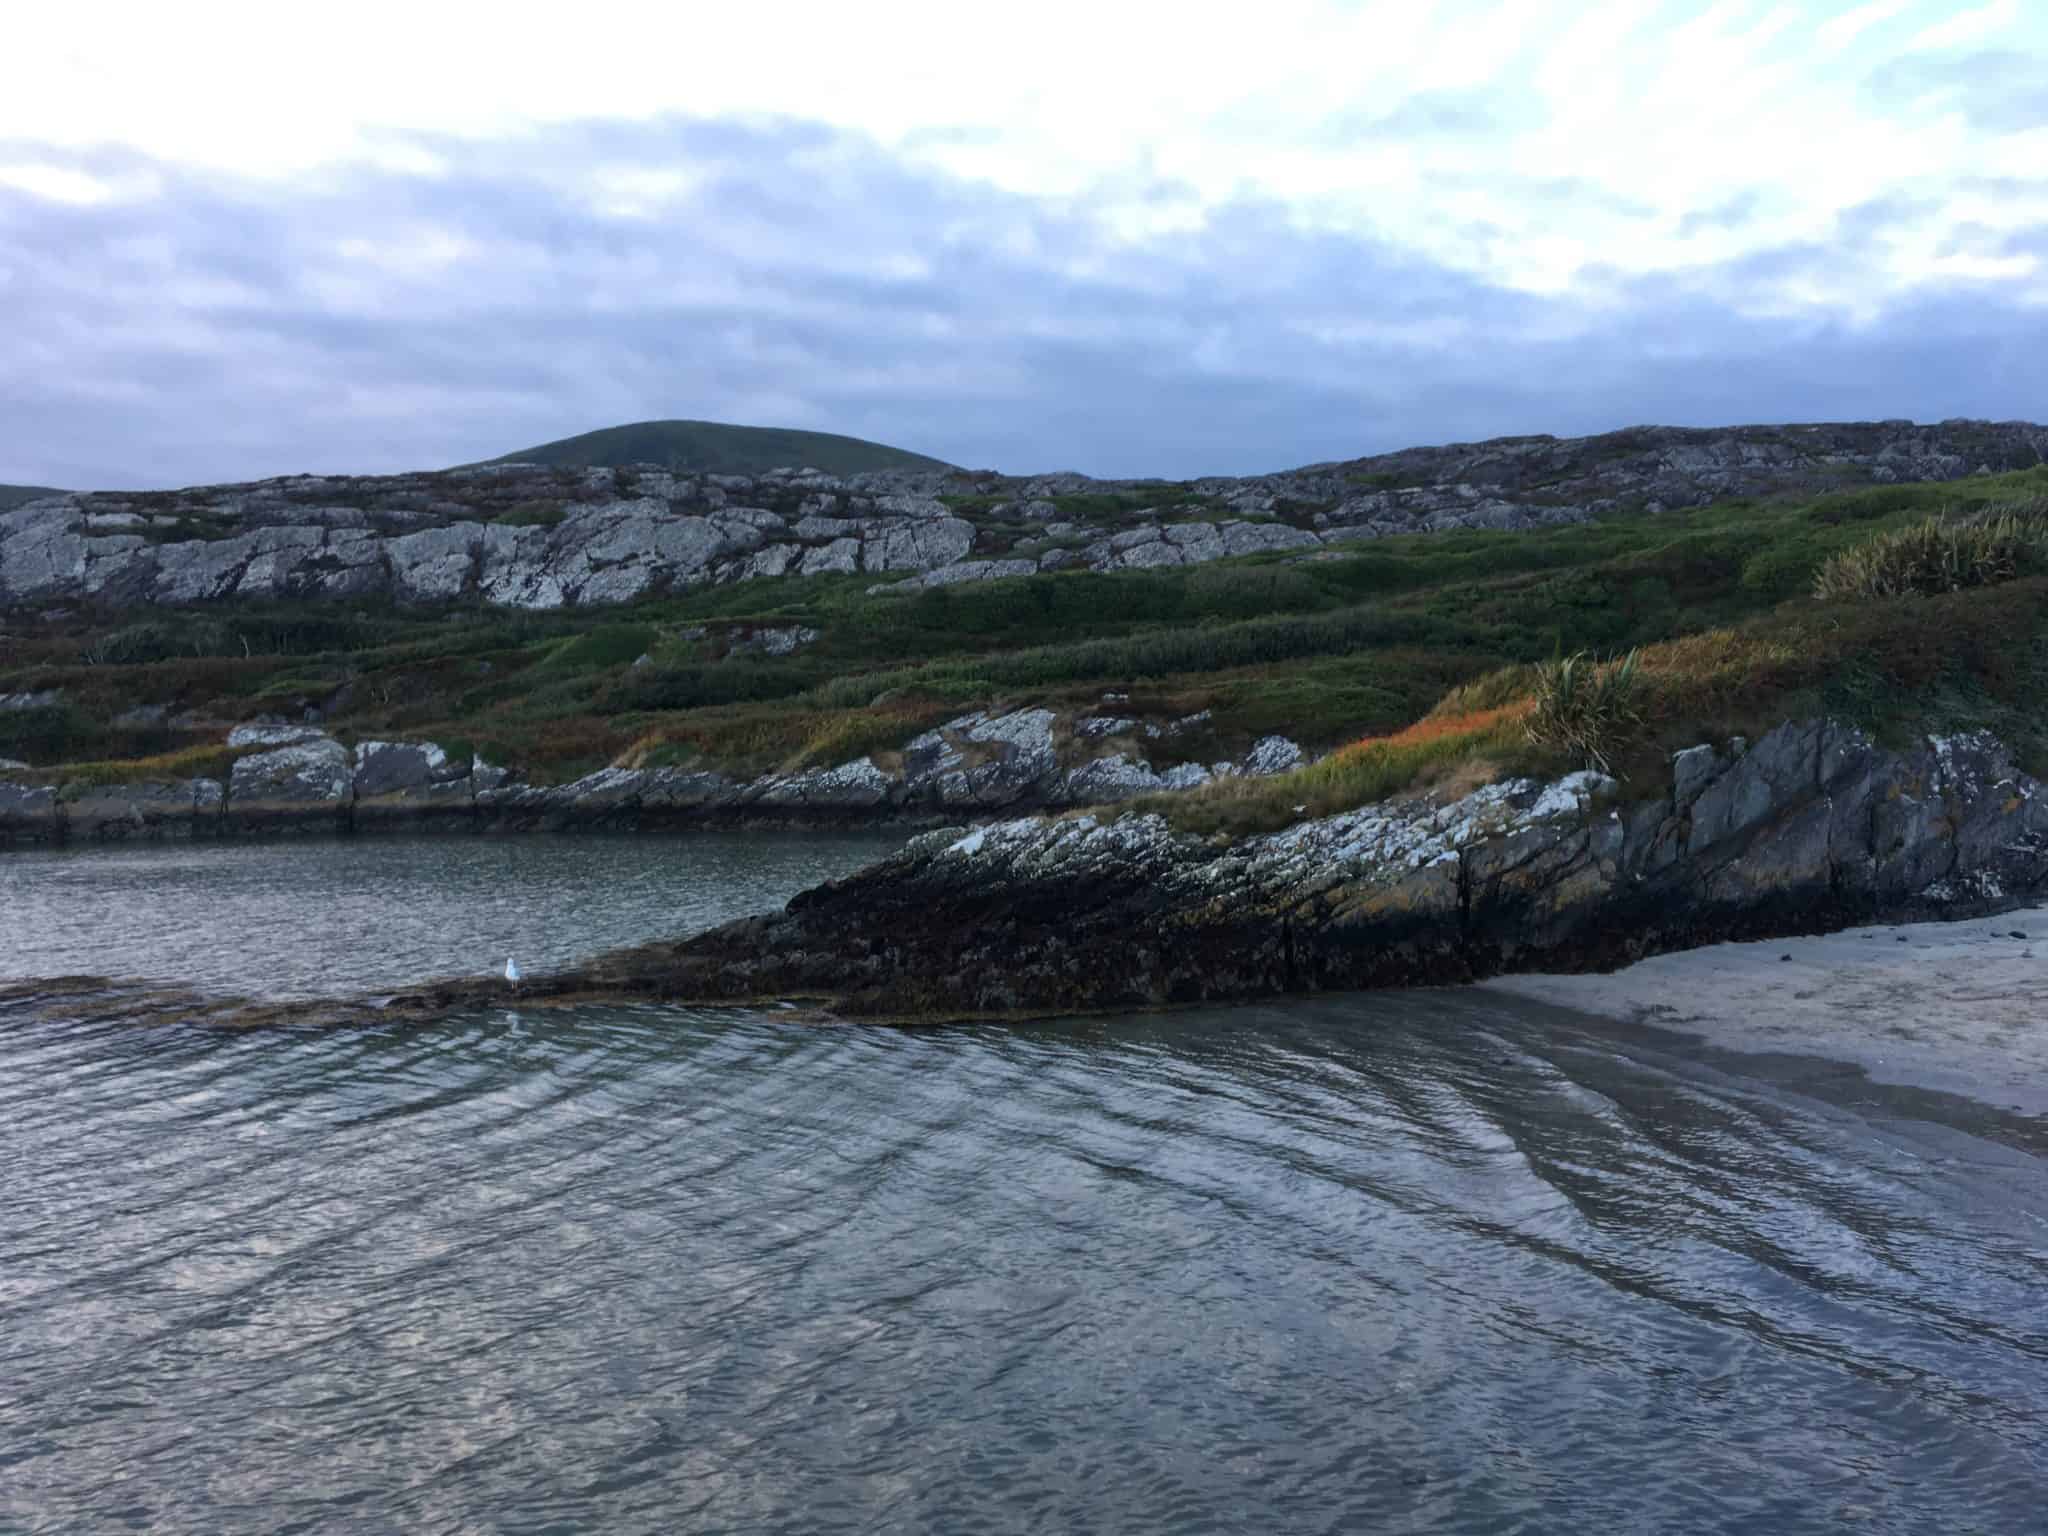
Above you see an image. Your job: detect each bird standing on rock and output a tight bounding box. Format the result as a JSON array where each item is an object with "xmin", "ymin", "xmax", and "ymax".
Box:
[{"xmin": 505, "ymin": 956, "xmax": 522, "ymax": 990}]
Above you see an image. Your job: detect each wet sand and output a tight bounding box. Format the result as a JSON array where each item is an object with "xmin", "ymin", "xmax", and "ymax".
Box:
[{"xmin": 1484, "ymin": 908, "xmax": 2048, "ymax": 1116}]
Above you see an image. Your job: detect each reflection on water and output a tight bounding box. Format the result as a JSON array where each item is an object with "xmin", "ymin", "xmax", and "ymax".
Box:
[
  {"xmin": 2, "ymin": 838, "xmax": 2044, "ymax": 1532},
  {"xmin": 0, "ymin": 831, "xmax": 901, "ymax": 999}
]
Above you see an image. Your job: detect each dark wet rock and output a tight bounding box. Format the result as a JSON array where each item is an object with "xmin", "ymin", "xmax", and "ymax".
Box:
[
  {"xmin": 63, "ymin": 779, "xmax": 224, "ymax": 840},
  {"xmin": 353, "ymin": 740, "xmax": 468, "ymax": 798},
  {"xmin": 0, "ymin": 781, "xmax": 58, "ymax": 841}
]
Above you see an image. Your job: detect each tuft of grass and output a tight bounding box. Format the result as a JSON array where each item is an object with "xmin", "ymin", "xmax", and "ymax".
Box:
[
  {"xmin": 49, "ymin": 744, "xmax": 240, "ymax": 792},
  {"xmin": 1523, "ymin": 650, "xmax": 1644, "ymax": 774},
  {"xmin": 1813, "ymin": 503, "xmax": 2048, "ymax": 601}
]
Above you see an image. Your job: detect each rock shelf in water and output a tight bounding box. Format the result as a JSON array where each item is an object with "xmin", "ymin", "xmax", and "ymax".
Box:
[{"xmin": 374, "ymin": 718, "xmax": 2048, "ymax": 1024}]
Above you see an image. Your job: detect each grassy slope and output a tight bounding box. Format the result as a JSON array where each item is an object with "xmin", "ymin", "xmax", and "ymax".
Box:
[
  {"xmin": 0, "ymin": 484, "xmax": 64, "ymax": 512},
  {"xmin": 485, "ymin": 420, "xmax": 953, "ymax": 478},
  {"xmin": 8, "ymin": 471, "xmax": 2048, "ymax": 817}
]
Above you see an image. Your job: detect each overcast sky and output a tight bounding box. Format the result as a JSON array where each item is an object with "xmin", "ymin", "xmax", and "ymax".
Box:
[{"xmin": 2, "ymin": 0, "xmax": 2044, "ymax": 488}]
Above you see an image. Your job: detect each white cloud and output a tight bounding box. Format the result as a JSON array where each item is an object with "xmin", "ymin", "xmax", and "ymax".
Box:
[
  {"xmin": 0, "ymin": 0, "xmax": 2041, "ymax": 399},
  {"xmin": 1817, "ymin": 0, "xmax": 1910, "ymax": 52},
  {"xmin": 0, "ymin": 163, "xmax": 139, "ymax": 206},
  {"xmin": 1906, "ymin": 0, "xmax": 2019, "ymax": 51}
]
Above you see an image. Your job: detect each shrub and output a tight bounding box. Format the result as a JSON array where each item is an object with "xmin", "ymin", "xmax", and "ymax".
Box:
[
  {"xmin": 1523, "ymin": 650, "xmax": 1643, "ymax": 773},
  {"xmin": 1813, "ymin": 505, "xmax": 2048, "ymax": 601}
]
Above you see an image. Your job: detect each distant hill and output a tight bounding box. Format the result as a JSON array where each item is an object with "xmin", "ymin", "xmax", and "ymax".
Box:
[
  {"xmin": 486, "ymin": 420, "xmax": 953, "ymax": 478},
  {"xmin": 0, "ymin": 484, "xmax": 64, "ymax": 511}
]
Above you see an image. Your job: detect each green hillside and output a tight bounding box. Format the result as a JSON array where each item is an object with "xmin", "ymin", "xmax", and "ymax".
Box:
[
  {"xmin": 0, "ymin": 484, "xmax": 64, "ymax": 511},
  {"xmin": 11, "ymin": 469, "xmax": 2048, "ymax": 834},
  {"xmin": 487, "ymin": 420, "xmax": 953, "ymax": 478}
]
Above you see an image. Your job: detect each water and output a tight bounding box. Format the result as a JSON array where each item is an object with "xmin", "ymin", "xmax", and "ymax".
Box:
[{"xmin": 3, "ymin": 839, "xmax": 2045, "ymax": 1533}]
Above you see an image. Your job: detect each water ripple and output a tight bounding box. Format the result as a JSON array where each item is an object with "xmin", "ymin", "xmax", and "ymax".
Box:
[{"xmin": 3, "ymin": 843, "xmax": 2046, "ymax": 1531}]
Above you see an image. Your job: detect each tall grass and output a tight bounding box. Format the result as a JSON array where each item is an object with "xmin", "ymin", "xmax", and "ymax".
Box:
[
  {"xmin": 1813, "ymin": 503, "xmax": 2048, "ymax": 601},
  {"xmin": 1523, "ymin": 650, "xmax": 1644, "ymax": 773}
]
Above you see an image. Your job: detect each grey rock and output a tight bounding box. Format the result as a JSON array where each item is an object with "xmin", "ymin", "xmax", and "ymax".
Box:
[
  {"xmin": 472, "ymin": 756, "xmax": 511, "ymax": 795},
  {"xmin": 728, "ymin": 625, "xmax": 819, "ymax": 658},
  {"xmin": 227, "ymin": 722, "xmax": 326, "ymax": 749},
  {"xmin": 64, "ymin": 778, "xmax": 224, "ymax": 840},
  {"xmin": 753, "ymin": 757, "xmax": 895, "ymax": 809},
  {"xmin": 800, "ymin": 538, "xmax": 862, "ymax": 576},
  {"xmin": 919, "ymin": 559, "xmax": 1037, "ymax": 587},
  {"xmin": 354, "ymin": 740, "xmax": 466, "ymax": 797},
  {"xmin": 230, "ymin": 737, "xmax": 352, "ymax": 803},
  {"xmin": 866, "ymin": 517, "xmax": 975, "ymax": 572},
  {"xmin": 1241, "ymin": 735, "xmax": 1305, "ymax": 775},
  {"xmin": 0, "ymin": 780, "xmax": 60, "ymax": 839},
  {"xmin": 741, "ymin": 543, "xmax": 802, "ymax": 580}
]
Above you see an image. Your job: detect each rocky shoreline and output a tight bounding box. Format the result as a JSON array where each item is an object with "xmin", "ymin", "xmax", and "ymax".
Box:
[
  {"xmin": 0, "ymin": 709, "xmax": 1307, "ymax": 847},
  {"xmin": 375, "ymin": 719, "xmax": 2048, "ymax": 1024}
]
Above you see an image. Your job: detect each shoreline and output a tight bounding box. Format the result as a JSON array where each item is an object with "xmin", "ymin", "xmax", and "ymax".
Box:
[{"xmin": 1486, "ymin": 910, "xmax": 2048, "ymax": 1116}]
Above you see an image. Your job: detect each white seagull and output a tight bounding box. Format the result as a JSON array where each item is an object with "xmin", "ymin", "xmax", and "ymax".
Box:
[{"xmin": 504, "ymin": 955, "xmax": 522, "ymax": 987}]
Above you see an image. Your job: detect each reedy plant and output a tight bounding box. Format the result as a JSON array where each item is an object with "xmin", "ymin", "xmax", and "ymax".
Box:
[{"xmin": 1523, "ymin": 649, "xmax": 1644, "ymax": 774}]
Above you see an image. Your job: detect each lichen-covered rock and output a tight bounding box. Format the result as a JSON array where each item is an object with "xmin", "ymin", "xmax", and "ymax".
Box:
[
  {"xmin": 752, "ymin": 757, "xmax": 895, "ymax": 809},
  {"xmin": 918, "ymin": 558, "xmax": 1037, "ymax": 587},
  {"xmin": 229, "ymin": 737, "xmax": 352, "ymax": 805},
  {"xmin": 227, "ymin": 722, "xmax": 327, "ymax": 749},
  {"xmin": 865, "ymin": 518, "xmax": 975, "ymax": 572},
  {"xmin": 353, "ymin": 740, "xmax": 467, "ymax": 798},
  {"xmin": 1241, "ymin": 735, "xmax": 1306, "ymax": 775}
]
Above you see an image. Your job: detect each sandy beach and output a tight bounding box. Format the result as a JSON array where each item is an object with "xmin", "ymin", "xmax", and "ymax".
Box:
[{"xmin": 1484, "ymin": 908, "xmax": 2048, "ymax": 1116}]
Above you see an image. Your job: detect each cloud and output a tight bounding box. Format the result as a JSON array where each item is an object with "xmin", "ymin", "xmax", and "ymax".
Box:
[
  {"xmin": 1906, "ymin": 0, "xmax": 2020, "ymax": 52},
  {"xmin": 1817, "ymin": 0, "xmax": 1911, "ymax": 54},
  {"xmin": 0, "ymin": 117, "xmax": 2041, "ymax": 489},
  {"xmin": 1866, "ymin": 46, "xmax": 2048, "ymax": 133}
]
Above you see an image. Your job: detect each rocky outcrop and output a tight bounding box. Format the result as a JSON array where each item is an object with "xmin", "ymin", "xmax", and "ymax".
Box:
[
  {"xmin": 63, "ymin": 779, "xmax": 225, "ymax": 841},
  {"xmin": 473, "ymin": 709, "xmax": 1304, "ymax": 830},
  {"xmin": 0, "ymin": 708, "xmax": 1308, "ymax": 845},
  {"xmin": 546, "ymin": 721, "xmax": 2048, "ymax": 1019},
  {"xmin": 6, "ymin": 420, "xmax": 2042, "ymax": 612}
]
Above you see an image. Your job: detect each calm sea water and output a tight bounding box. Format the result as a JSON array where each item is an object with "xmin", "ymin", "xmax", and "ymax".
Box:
[{"xmin": 2, "ymin": 837, "xmax": 2044, "ymax": 1534}]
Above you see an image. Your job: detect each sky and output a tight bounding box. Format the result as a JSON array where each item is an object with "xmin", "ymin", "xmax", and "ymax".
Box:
[{"xmin": 1, "ymin": 0, "xmax": 2044, "ymax": 488}]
